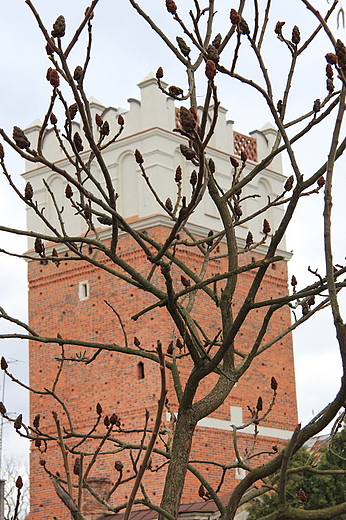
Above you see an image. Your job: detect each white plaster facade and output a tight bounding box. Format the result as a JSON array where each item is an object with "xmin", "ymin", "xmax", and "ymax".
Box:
[{"xmin": 23, "ymin": 72, "xmax": 287, "ymax": 253}]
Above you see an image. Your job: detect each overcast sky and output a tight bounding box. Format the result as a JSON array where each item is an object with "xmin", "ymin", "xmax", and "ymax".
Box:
[{"xmin": 0, "ymin": 0, "xmax": 345, "ymax": 470}]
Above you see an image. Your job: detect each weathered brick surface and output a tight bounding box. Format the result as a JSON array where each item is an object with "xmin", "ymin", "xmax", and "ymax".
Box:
[{"xmin": 27, "ymin": 225, "xmax": 297, "ymax": 520}]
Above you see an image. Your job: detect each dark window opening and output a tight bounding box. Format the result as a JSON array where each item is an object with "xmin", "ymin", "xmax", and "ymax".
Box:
[{"xmin": 138, "ymin": 362, "xmax": 145, "ymax": 379}]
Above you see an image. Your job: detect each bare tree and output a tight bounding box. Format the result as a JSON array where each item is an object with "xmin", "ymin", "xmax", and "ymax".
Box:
[
  {"xmin": 2, "ymin": 457, "xmax": 29, "ymax": 520},
  {"xmin": 0, "ymin": 1, "xmax": 346, "ymax": 520}
]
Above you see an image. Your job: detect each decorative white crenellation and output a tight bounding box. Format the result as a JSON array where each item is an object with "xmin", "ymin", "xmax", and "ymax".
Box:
[{"xmin": 23, "ymin": 72, "xmax": 286, "ymax": 251}]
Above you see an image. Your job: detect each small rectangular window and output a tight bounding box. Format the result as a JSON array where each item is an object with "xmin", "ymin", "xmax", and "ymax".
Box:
[
  {"xmin": 137, "ymin": 362, "xmax": 145, "ymax": 379},
  {"xmin": 79, "ymin": 281, "xmax": 89, "ymax": 301}
]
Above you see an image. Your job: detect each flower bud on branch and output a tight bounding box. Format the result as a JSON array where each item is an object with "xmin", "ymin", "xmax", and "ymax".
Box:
[
  {"xmin": 156, "ymin": 67, "xmax": 164, "ymax": 79},
  {"xmin": 65, "ymin": 184, "xmax": 73, "ymax": 199},
  {"xmin": 175, "ymin": 165, "xmax": 182, "ymax": 182},
  {"xmin": 14, "ymin": 414, "xmax": 22, "ymax": 430},
  {"xmin": 165, "ymin": 0, "xmax": 177, "ymax": 15},
  {"xmin": 115, "ymin": 460, "xmax": 124, "ymax": 471},
  {"xmin": 176, "ymin": 36, "xmax": 190, "ymax": 57},
  {"xmin": 205, "ymin": 60, "xmax": 217, "ymax": 80},
  {"xmin": 47, "ymin": 68, "xmax": 60, "ymax": 88},
  {"xmin": 262, "ymin": 219, "xmax": 271, "ymax": 234},
  {"xmin": 256, "ymin": 396, "xmax": 263, "ymax": 411},
  {"xmin": 16, "ymin": 476, "xmax": 23, "ymax": 489},
  {"xmin": 135, "ymin": 149, "xmax": 144, "ymax": 164},
  {"xmin": 73, "ymin": 66, "xmax": 83, "ymax": 82},
  {"xmin": 284, "ymin": 175, "xmax": 294, "ymax": 191},
  {"xmin": 33, "ymin": 414, "xmax": 41, "ymax": 429},
  {"xmin": 24, "ymin": 182, "xmax": 34, "ymax": 201},
  {"xmin": 271, "ymin": 377, "xmax": 278, "ymax": 391},
  {"xmin": 180, "ymin": 144, "xmax": 196, "ymax": 161},
  {"xmin": 13, "ymin": 126, "xmax": 30, "ymax": 149},
  {"xmin": 51, "ymin": 15, "xmax": 66, "ymax": 37},
  {"xmin": 73, "ymin": 132, "xmax": 83, "ymax": 152},
  {"xmin": 50, "ymin": 113, "xmax": 58, "ymax": 125},
  {"xmin": 179, "ymin": 106, "xmax": 196, "ymax": 133},
  {"xmin": 292, "ymin": 25, "xmax": 300, "ymax": 45}
]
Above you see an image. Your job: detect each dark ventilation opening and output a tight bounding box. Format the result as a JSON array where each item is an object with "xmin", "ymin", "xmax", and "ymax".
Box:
[{"xmin": 138, "ymin": 362, "xmax": 145, "ymax": 379}]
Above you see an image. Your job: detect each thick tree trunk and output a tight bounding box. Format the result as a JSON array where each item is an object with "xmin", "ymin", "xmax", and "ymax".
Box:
[{"xmin": 159, "ymin": 407, "xmax": 197, "ymax": 520}]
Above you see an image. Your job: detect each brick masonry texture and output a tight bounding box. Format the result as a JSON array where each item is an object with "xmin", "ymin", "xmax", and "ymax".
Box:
[{"xmin": 27, "ymin": 224, "xmax": 298, "ymax": 520}]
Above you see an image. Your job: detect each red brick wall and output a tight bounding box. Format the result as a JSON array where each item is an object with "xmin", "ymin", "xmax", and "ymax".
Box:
[{"xmin": 27, "ymin": 224, "xmax": 297, "ymax": 520}]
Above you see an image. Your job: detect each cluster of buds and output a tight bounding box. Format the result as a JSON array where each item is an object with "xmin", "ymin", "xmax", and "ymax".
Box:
[
  {"xmin": 100, "ymin": 121, "xmax": 110, "ymax": 136},
  {"xmin": 73, "ymin": 458, "xmax": 81, "ymax": 476},
  {"xmin": 230, "ymin": 9, "xmax": 250, "ymax": 34},
  {"xmin": 336, "ymin": 39, "xmax": 346, "ymax": 69},
  {"xmin": 13, "ymin": 126, "xmax": 30, "ymax": 150},
  {"xmin": 73, "ymin": 132, "xmax": 83, "ymax": 152},
  {"xmin": 325, "ymin": 54, "xmax": 336, "ymax": 93},
  {"xmin": 230, "ymin": 156, "xmax": 239, "ymax": 169},
  {"xmin": 165, "ymin": 198, "xmax": 173, "ymax": 212},
  {"xmin": 16, "ymin": 476, "xmax": 23, "ymax": 490},
  {"xmin": 207, "ymin": 44, "xmax": 219, "ymax": 64},
  {"xmin": 212, "ymin": 33, "xmax": 222, "ymax": 49},
  {"xmin": 51, "ymin": 15, "xmax": 66, "ymax": 37},
  {"xmin": 110, "ymin": 413, "xmax": 121, "ymax": 427},
  {"xmin": 134, "ymin": 149, "xmax": 144, "ymax": 164},
  {"xmin": 50, "ymin": 113, "xmax": 58, "ymax": 125},
  {"xmin": 256, "ymin": 396, "xmax": 263, "ymax": 412},
  {"xmin": 176, "ymin": 36, "xmax": 190, "ymax": 57},
  {"xmin": 175, "ymin": 165, "xmax": 182, "ymax": 182},
  {"xmin": 181, "ymin": 275, "xmax": 191, "ymax": 288},
  {"xmin": 262, "ymin": 219, "xmax": 271, "ymax": 235},
  {"xmin": 165, "ymin": 0, "xmax": 177, "ymax": 15},
  {"xmin": 95, "ymin": 114, "xmax": 103, "ymax": 127},
  {"xmin": 275, "ymin": 21, "xmax": 285, "ymax": 37},
  {"xmin": 176, "ymin": 338, "xmax": 184, "ymax": 351},
  {"xmin": 46, "ymin": 68, "xmax": 60, "ymax": 88},
  {"xmin": 206, "ymin": 230, "xmax": 214, "ymax": 248},
  {"xmin": 245, "ymin": 231, "xmax": 254, "ymax": 249},
  {"xmin": 68, "ymin": 103, "xmax": 78, "ymax": 120},
  {"xmin": 156, "ymin": 67, "xmax": 164, "ymax": 80},
  {"xmin": 179, "ymin": 106, "xmax": 196, "ymax": 133},
  {"xmin": 34, "ymin": 238, "xmax": 45, "ymax": 257},
  {"xmin": 291, "ymin": 274, "xmax": 297, "ymax": 293},
  {"xmin": 205, "ymin": 60, "xmax": 217, "ymax": 80},
  {"xmin": 317, "ymin": 176, "xmax": 325, "ymax": 188},
  {"xmin": 14, "ymin": 414, "xmax": 22, "ymax": 430},
  {"xmin": 65, "ymin": 184, "xmax": 73, "ymax": 199},
  {"xmin": 73, "ymin": 66, "xmax": 83, "ymax": 83},
  {"xmin": 0, "ymin": 357, "xmax": 8, "ymax": 370},
  {"xmin": 284, "ymin": 175, "xmax": 294, "ymax": 191},
  {"xmin": 271, "ymin": 376, "xmax": 278, "ymax": 391},
  {"xmin": 24, "ymin": 182, "xmax": 34, "ymax": 201},
  {"xmin": 190, "ymin": 170, "xmax": 197, "ymax": 189},
  {"xmin": 168, "ymin": 85, "xmax": 184, "ymax": 97},
  {"xmin": 313, "ymin": 98, "xmax": 321, "ymax": 115},
  {"xmin": 114, "ymin": 460, "xmax": 124, "ymax": 472},
  {"xmin": 45, "ymin": 37, "xmax": 55, "ymax": 55},
  {"xmin": 33, "ymin": 414, "xmax": 41, "ymax": 429},
  {"xmin": 291, "ymin": 25, "xmax": 300, "ymax": 46},
  {"xmin": 302, "ymin": 295, "xmax": 315, "ymax": 316},
  {"xmin": 180, "ymin": 144, "xmax": 196, "ymax": 161}
]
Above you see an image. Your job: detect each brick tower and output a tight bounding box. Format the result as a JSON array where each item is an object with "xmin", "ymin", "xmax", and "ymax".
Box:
[{"xmin": 24, "ymin": 73, "xmax": 298, "ymax": 520}]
